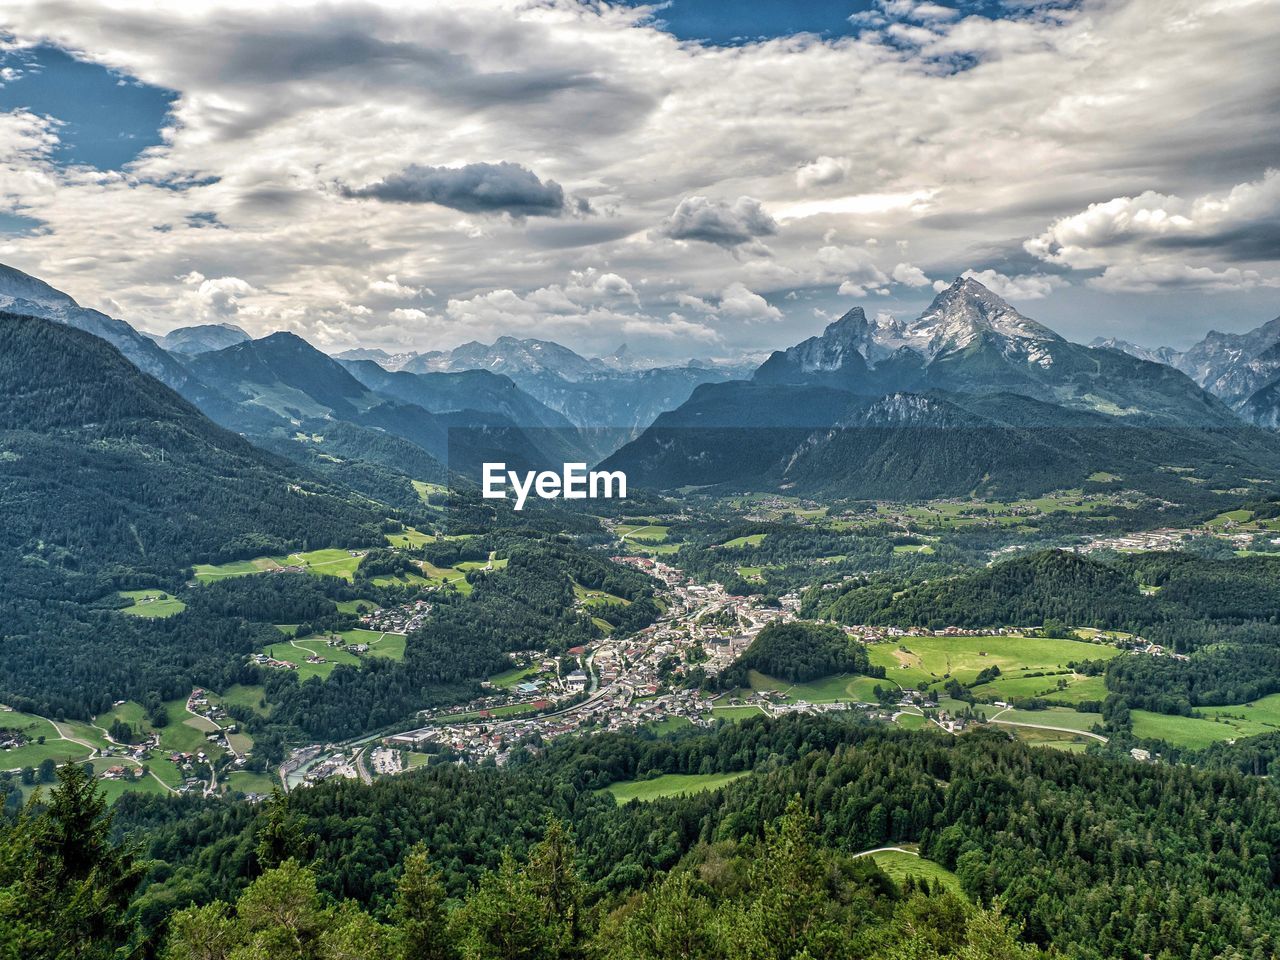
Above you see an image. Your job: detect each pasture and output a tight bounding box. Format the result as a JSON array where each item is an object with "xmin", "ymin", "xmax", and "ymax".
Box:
[
  {"xmin": 866, "ymin": 848, "xmax": 964, "ymax": 896},
  {"xmin": 618, "ymin": 523, "xmax": 670, "ymax": 544},
  {"xmin": 0, "ymin": 709, "xmax": 91, "ymax": 769},
  {"xmin": 866, "ymin": 635, "xmax": 1120, "ymax": 691},
  {"xmin": 603, "ymin": 770, "xmax": 749, "ymax": 804},
  {"xmin": 194, "ymin": 547, "xmax": 366, "ymax": 583},
  {"xmin": 118, "ymin": 589, "xmax": 186, "ymax": 618}
]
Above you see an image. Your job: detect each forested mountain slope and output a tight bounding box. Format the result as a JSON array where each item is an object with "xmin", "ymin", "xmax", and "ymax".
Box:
[{"xmin": 0, "ymin": 312, "xmax": 381, "ymax": 588}]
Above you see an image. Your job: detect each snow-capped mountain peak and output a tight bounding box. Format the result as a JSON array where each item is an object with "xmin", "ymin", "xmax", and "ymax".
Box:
[{"xmin": 881, "ymin": 276, "xmax": 1063, "ymax": 361}]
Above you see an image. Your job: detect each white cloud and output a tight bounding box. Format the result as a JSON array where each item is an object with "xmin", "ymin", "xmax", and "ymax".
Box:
[
  {"xmin": 717, "ymin": 282, "xmax": 782, "ymax": 322},
  {"xmin": 658, "ymin": 195, "xmax": 778, "ymax": 251},
  {"xmin": 178, "ymin": 271, "xmax": 256, "ymax": 321},
  {"xmin": 796, "ymin": 156, "xmax": 852, "ymax": 189},
  {"xmin": 389, "ymin": 307, "xmax": 431, "ymax": 321},
  {"xmin": 947, "ymin": 269, "xmax": 1065, "ymax": 301},
  {"xmin": 1090, "ymin": 263, "xmax": 1280, "ymax": 293},
  {"xmin": 0, "ymin": 0, "xmax": 1278, "ymax": 353},
  {"xmin": 891, "ymin": 262, "xmax": 931, "ymax": 287},
  {"xmin": 368, "ymin": 274, "xmax": 431, "ymax": 298},
  {"xmin": 1027, "ymin": 170, "xmax": 1280, "ymax": 268},
  {"xmin": 818, "ymin": 245, "xmax": 890, "ymax": 296}
]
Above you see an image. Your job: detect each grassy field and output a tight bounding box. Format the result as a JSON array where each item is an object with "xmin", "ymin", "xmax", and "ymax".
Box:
[
  {"xmin": 618, "ymin": 524, "xmax": 670, "ymax": 544},
  {"xmin": 1130, "ymin": 707, "xmax": 1279, "ymax": 748},
  {"xmin": 489, "ymin": 665, "xmax": 541, "ymax": 688},
  {"xmin": 976, "ymin": 672, "xmax": 1108, "ymax": 706},
  {"xmin": 1005, "ymin": 726, "xmax": 1094, "ymax": 753},
  {"xmin": 721, "ymin": 533, "xmax": 766, "ymax": 548},
  {"xmin": 867, "ymin": 635, "xmax": 1120, "ymax": 691},
  {"xmin": 385, "ymin": 526, "xmax": 435, "ymax": 548},
  {"xmin": 227, "ymin": 770, "xmax": 277, "ymax": 795},
  {"xmin": 370, "ymin": 570, "xmax": 431, "ymax": 588},
  {"xmin": 645, "ymin": 716, "xmax": 695, "ymax": 736},
  {"xmin": 87, "ymin": 763, "xmax": 171, "ymax": 803},
  {"xmin": 1198, "ymin": 692, "xmax": 1280, "ymax": 727},
  {"xmin": 763, "ymin": 672, "xmax": 886, "ymax": 704},
  {"xmin": 264, "ymin": 637, "xmax": 361, "ymax": 680},
  {"xmin": 603, "ymin": 770, "xmax": 749, "ymax": 804},
  {"xmin": 895, "ymin": 712, "xmax": 927, "ymax": 730},
  {"xmin": 708, "ymin": 705, "xmax": 768, "ymax": 721},
  {"xmin": 991, "ymin": 706, "xmax": 1103, "ymax": 734},
  {"xmin": 444, "ymin": 702, "xmax": 546, "ymax": 723},
  {"xmin": 412, "ymin": 480, "xmax": 448, "ymax": 502},
  {"xmin": 194, "ymin": 547, "xmax": 365, "ymax": 583},
  {"xmin": 574, "ymin": 583, "xmax": 630, "ymax": 608},
  {"xmin": 334, "ymin": 598, "xmax": 378, "ymax": 615},
  {"xmin": 867, "ymin": 848, "xmax": 963, "ymax": 896},
  {"xmin": 118, "ymin": 589, "xmax": 186, "ymax": 618},
  {"xmin": 0, "ymin": 710, "xmax": 92, "ymax": 769},
  {"xmin": 215, "ymin": 684, "xmax": 272, "ymax": 717}
]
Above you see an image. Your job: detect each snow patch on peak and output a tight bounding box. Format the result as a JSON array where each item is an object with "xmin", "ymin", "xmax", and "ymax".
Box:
[{"xmin": 880, "ymin": 276, "xmax": 1063, "ymax": 362}]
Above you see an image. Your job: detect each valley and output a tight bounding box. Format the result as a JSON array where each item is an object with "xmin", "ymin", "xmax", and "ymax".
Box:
[{"xmin": 6, "ymin": 264, "xmax": 1280, "ymax": 959}]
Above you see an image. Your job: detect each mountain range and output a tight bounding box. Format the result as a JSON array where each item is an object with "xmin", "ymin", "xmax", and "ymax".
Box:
[
  {"xmin": 604, "ymin": 278, "xmax": 1280, "ymax": 498},
  {"xmin": 5, "ymin": 261, "xmax": 1280, "ymax": 503},
  {"xmin": 0, "ymin": 311, "xmax": 382, "ymax": 592},
  {"xmin": 1091, "ymin": 315, "xmax": 1280, "ymax": 423},
  {"xmin": 339, "ymin": 338, "xmax": 750, "ymax": 434}
]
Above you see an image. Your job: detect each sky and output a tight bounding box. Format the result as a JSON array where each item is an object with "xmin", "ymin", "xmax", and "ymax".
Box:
[{"xmin": 0, "ymin": 0, "xmax": 1277, "ymax": 361}]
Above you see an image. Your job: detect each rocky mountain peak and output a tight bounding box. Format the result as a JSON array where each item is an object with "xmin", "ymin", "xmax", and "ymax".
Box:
[{"xmin": 891, "ymin": 276, "xmax": 1062, "ymax": 361}]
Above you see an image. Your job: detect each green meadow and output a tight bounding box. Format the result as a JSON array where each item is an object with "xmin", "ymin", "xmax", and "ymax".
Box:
[
  {"xmin": 867, "ymin": 848, "xmax": 964, "ymax": 897},
  {"xmin": 603, "ymin": 770, "xmax": 749, "ymax": 804},
  {"xmin": 194, "ymin": 547, "xmax": 366, "ymax": 582},
  {"xmin": 118, "ymin": 589, "xmax": 187, "ymax": 618},
  {"xmin": 867, "ymin": 635, "xmax": 1120, "ymax": 691}
]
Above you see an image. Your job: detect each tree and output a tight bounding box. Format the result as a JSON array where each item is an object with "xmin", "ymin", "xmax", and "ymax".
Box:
[
  {"xmin": 255, "ymin": 788, "xmax": 310, "ymax": 870},
  {"xmin": 3, "ymin": 763, "xmax": 146, "ymax": 959},
  {"xmin": 523, "ymin": 818, "xmax": 584, "ymax": 952},
  {"xmin": 393, "ymin": 844, "xmax": 455, "ymax": 960},
  {"xmin": 450, "ymin": 851, "xmax": 558, "ymax": 960}
]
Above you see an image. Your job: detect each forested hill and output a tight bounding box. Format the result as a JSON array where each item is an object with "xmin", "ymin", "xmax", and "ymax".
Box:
[
  {"xmin": 105, "ymin": 715, "xmax": 1280, "ymax": 959},
  {"xmin": 0, "ymin": 311, "xmax": 382, "ymax": 591},
  {"xmin": 808, "ymin": 550, "xmax": 1150, "ymax": 630}
]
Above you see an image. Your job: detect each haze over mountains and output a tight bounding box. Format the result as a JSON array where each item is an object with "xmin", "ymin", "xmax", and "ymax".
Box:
[
  {"xmin": 337, "ymin": 337, "xmax": 750, "ymax": 434},
  {"xmin": 5, "ymin": 260, "xmax": 1280, "ymax": 502},
  {"xmin": 1092, "ymin": 315, "xmax": 1280, "ymax": 423},
  {"xmin": 605, "ymin": 278, "xmax": 1280, "ymax": 498}
]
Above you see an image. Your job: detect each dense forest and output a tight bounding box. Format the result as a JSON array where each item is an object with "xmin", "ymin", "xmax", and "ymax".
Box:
[
  {"xmin": 6, "ymin": 760, "xmax": 1039, "ymax": 960},
  {"xmin": 719, "ymin": 621, "xmax": 884, "ymax": 686},
  {"xmin": 15, "ymin": 714, "xmax": 1275, "ymax": 959}
]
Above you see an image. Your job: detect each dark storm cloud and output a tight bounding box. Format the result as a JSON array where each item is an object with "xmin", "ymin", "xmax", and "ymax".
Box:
[
  {"xmin": 1149, "ymin": 222, "xmax": 1280, "ymax": 262},
  {"xmin": 341, "ymin": 162, "xmax": 570, "ymax": 217},
  {"xmin": 660, "ymin": 196, "xmax": 778, "ymax": 248}
]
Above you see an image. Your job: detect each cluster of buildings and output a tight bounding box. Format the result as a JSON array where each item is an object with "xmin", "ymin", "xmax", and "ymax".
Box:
[
  {"xmin": 249, "ymin": 652, "xmax": 297, "ymax": 670},
  {"xmin": 373, "ymin": 560, "xmax": 798, "ymax": 765},
  {"xmin": 359, "ymin": 599, "xmax": 431, "ymax": 633}
]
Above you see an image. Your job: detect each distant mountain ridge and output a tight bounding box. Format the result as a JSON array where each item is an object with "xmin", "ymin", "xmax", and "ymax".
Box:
[
  {"xmin": 1089, "ymin": 315, "xmax": 1280, "ymax": 425},
  {"xmin": 340, "ymin": 335, "xmax": 749, "ymax": 434},
  {"xmin": 604, "ymin": 278, "xmax": 1280, "ymax": 498},
  {"xmin": 0, "ymin": 312, "xmax": 381, "ymax": 583},
  {"xmin": 149, "ymin": 322, "xmax": 251, "ymax": 355},
  {"xmin": 753, "ymin": 277, "xmax": 1236, "ymax": 428},
  {"xmin": 179, "ymin": 331, "xmax": 581, "ymax": 476},
  {"xmin": 0, "ymin": 262, "xmax": 206, "ymax": 397}
]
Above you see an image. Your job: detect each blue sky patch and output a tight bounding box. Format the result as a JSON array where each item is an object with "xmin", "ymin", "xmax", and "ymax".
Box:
[
  {"xmin": 0, "ymin": 43, "xmax": 176, "ymax": 171},
  {"xmin": 624, "ymin": 1, "xmax": 1013, "ymax": 45}
]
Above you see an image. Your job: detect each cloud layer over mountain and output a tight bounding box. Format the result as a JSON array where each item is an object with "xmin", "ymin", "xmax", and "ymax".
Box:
[{"xmin": 0, "ymin": 0, "xmax": 1277, "ymax": 358}]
